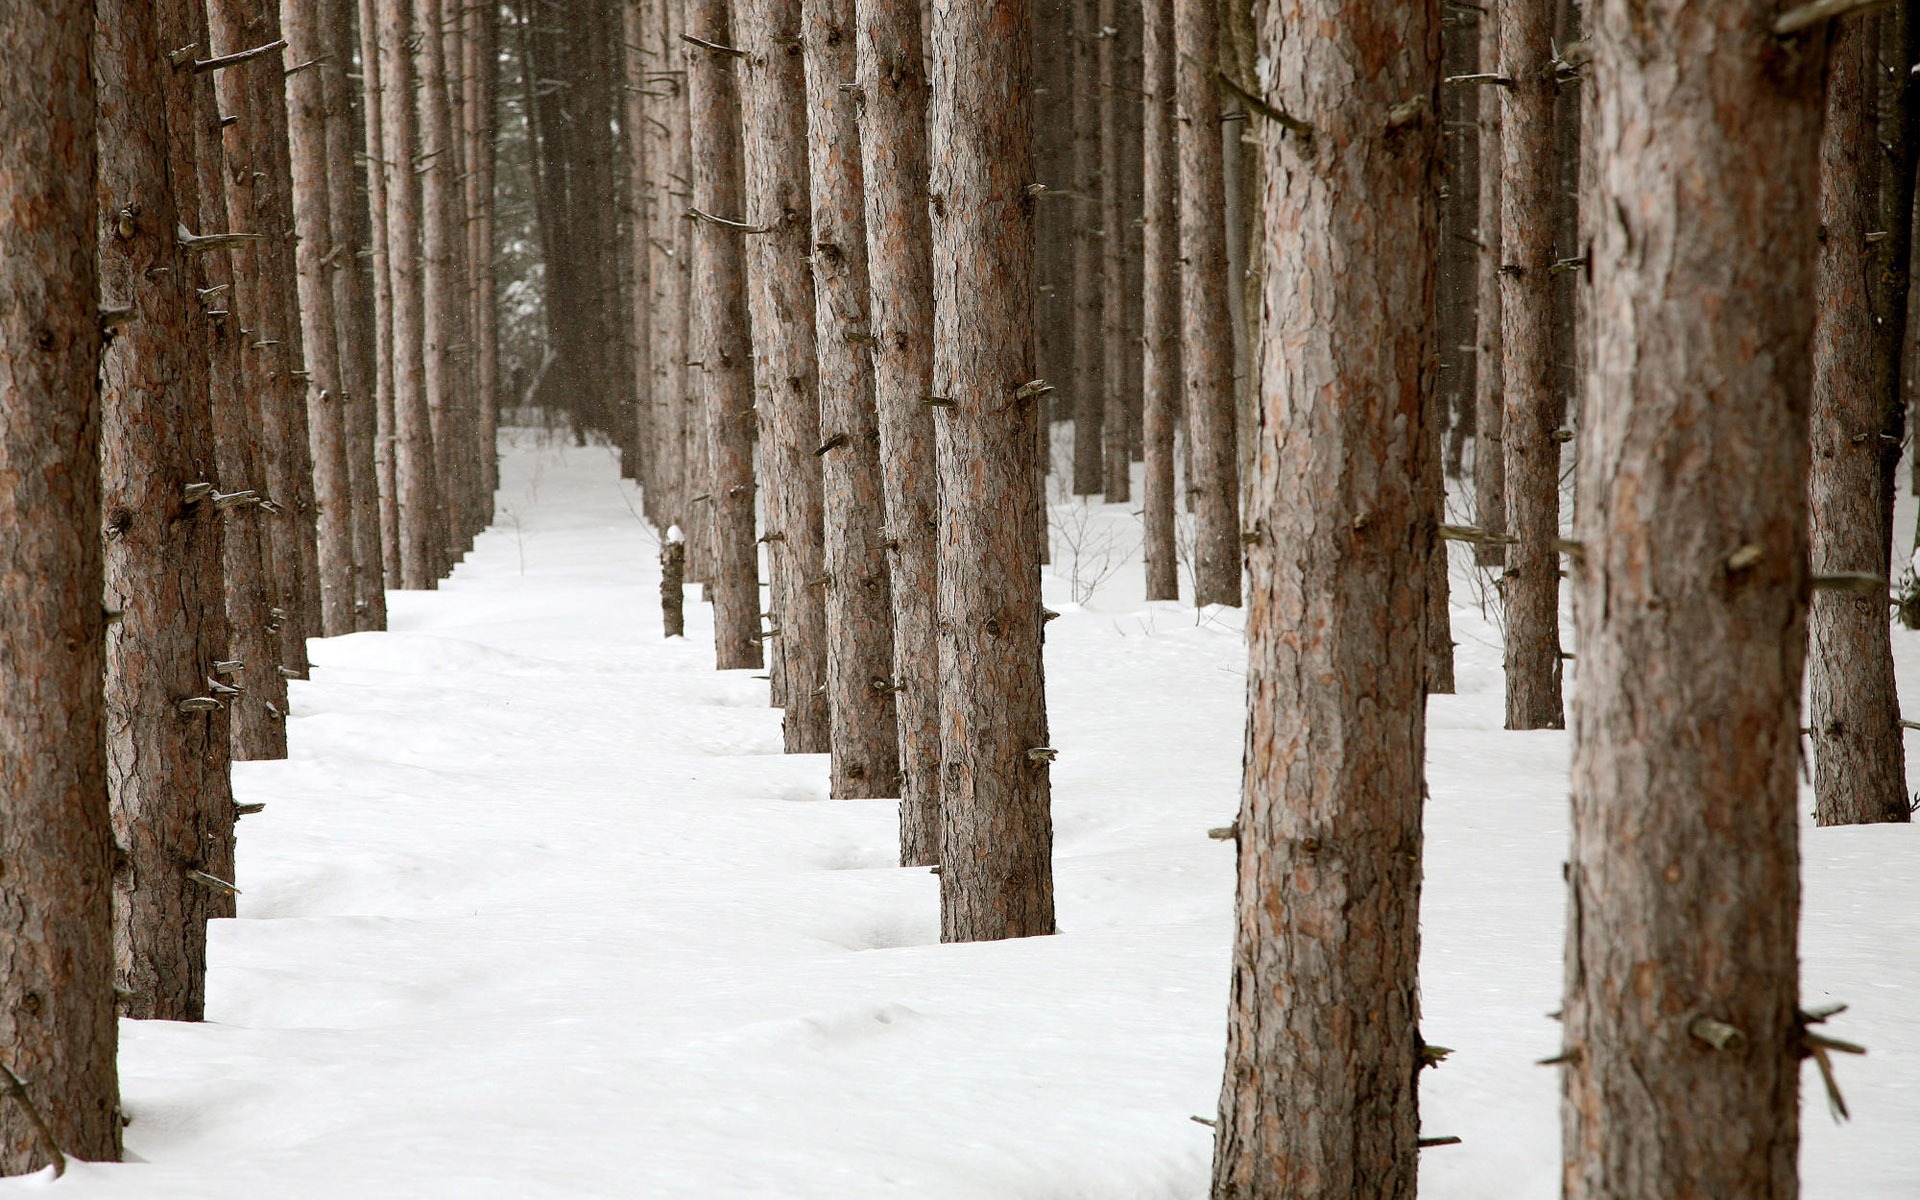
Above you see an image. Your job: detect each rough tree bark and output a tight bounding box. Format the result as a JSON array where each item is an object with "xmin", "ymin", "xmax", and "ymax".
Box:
[
  {"xmin": 623, "ymin": 0, "xmax": 655, "ymax": 514},
  {"xmin": 284, "ymin": 0, "xmax": 356, "ymax": 637},
  {"xmin": 803, "ymin": 0, "xmax": 902, "ymax": 797},
  {"xmin": 856, "ymin": 0, "xmax": 943, "ymax": 863},
  {"xmin": 1498, "ymin": 0, "xmax": 1563, "ymax": 728},
  {"xmin": 358, "ymin": 0, "xmax": 403, "ymax": 590},
  {"xmin": 1099, "ymin": 0, "xmax": 1130, "ymax": 502},
  {"xmin": 1209, "ymin": 1, "xmax": 1439, "ymax": 1195},
  {"xmin": 464, "ymin": 0, "xmax": 501, "ymax": 521},
  {"xmin": 208, "ymin": 0, "xmax": 324, "ymax": 671},
  {"xmin": 687, "ymin": 0, "xmax": 764, "ymax": 671},
  {"xmin": 1175, "ymin": 0, "xmax": 1241, "ymax": 608},
  {"xmin": 1560, "ymin": 6, "xmax": 1827, "ymax": 1197},
  {"xmin": 186, "ymin": 0, "xmax": 288, "ymax": 763},
  {"xmin": 378, "ymin": 0, "xmax": 446, "ymax": 586},
  {"xmin": 928, "ymin": 0, "xmax": 1056, "ymax": 941},
  {"xmin": 416, "ymin": 0, "xmax": 470, "ymax": 562},
  {"xmin": 739, "ymin": 0, "xmax": 832, "ymax": 752},
  {"xmin": 0, "ymin": 0, "xmax": 122, "ymax": 1173},
  {"xmin": 98, "ymin": 0, "xmax": 236, "ymax": 1022},
  {"xmin": 1140, "ymin": 0, "xmax": 1179, "ymax": 600},
  {"xmin": 1809, "ymin": 17, "xmax": 1909, "ymax": 826},
  {"xmin": 1069, "ymin": 0, "xmax": 1105, "ymax": 496},
  {"xmin": 1473, "ymin": 5, "xmax": 1505, "ymax": 568}
]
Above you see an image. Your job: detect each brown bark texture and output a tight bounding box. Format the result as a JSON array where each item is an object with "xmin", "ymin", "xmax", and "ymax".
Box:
[
  {"xmin": 1069, "ymin": 0, "xmax": 1105, "ymax": 496},
  {"xmin": 358, "ymin": 0, "xmax": 403, "ymax": 591},
  {"xmin": 740, "ymin": 0, "xmax": 831, "ymax": 753},
  {"xmin": 1140, "ymin": 0, "xmax": 1179, "ymax": 601},
  {"xmin": 856, "ymin": 0, "xmax": 942, "ymax": 863},
  {"xmin": 378, "ymin": 0, "xmax": 446, "ymax": 587},
  {"xmin": 1099, "ymin": 0, "xmax": 1131, "ymax": 502},
  {"xmin": 464, "ymin": 0, "xmax": 501, "ymax": 520},
  {"xmin": 1474, "ymin": 4, "xmax": 1506, "ymax": 567},
  {"xmin": 284, "ymin": 0, "xmax": 356, "ymax": 637},
  {"xmin": 1209, "ymin": 2, "xmax": 1439, "ymax": 1195},
  {"xmin": 415, "ymin": 0, "xmax": 471, "ymax": 562},
  {"xmin": 1498, "ymin": 0, "xmax": 1563, "ymax": 728},
  {"xmin": 186, "ymin": 0, "xmax": 288, "ymax": 763},
  {"xmin": 687, "ymin": 0, "xmax": 763, "ymax": 672},
  {"xmin": 1561, "ymin": 6, "xmax": 1826, "ymax": 1198},
  {"xmin": 208, "ymin": 0, "xmax": 324, "ymax": 670},
  {"xmin": 623, "ymin": 0, "xmax": 655, "ymax": 516},
  {"xmin": 98, "ymin": 0, "xmax": 236, "ymax": 1022},
  {"xmin": 1175, "ymin": 0, "xmax": 1241, "ymax": 608},
  {"xmin": 1809, "ymin": 18, "xmax": 1910, "ymax": 827},
  {"xmin": 0, "ymin": 0, "xmax": 122, "ymax": 1173},
  {"xmin": 803, "ymin": 0, "xmax": 902, "ymax": 797},
  {"xmin": 928, "ymin": 0, "xmax": 1055, "ymax": 942}
]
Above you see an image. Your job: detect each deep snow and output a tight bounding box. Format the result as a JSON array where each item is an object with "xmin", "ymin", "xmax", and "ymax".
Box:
[{"xmin": 8, "ymin": 428, "xmax": 1917, "ymax": 1198}]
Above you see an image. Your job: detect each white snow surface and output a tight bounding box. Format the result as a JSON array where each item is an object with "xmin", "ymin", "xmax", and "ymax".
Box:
[{"xmin": 12, "ymin": 429, "xmax": 1919, "ymax": 1198}]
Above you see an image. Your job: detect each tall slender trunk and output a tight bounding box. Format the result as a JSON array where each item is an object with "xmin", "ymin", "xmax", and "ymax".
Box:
[
  {"xmin": 1561, "ymin": 7, "xmax": 1826, "ymax": 1197},
  {"xmin": 380, "ymin": 0, "xmax": 446, "ymax": 586},
  {"xmin": 465, "ymin": 0, "xmax": 501, "ymax": 517},
  {"xmin": 803, "ymin": 0, "xmax": 901, "ymax": 797},
  {"xmin": 97, "ymin": 0, "xmax": 235, "ymax": 1024},
  {"xmin": 1809, "ymin": 17, "xmax": 1909, "ymax": 827},
  {"xmin": 284, "ymin": 0, "xmax": 356, "ymax": 636},
  {"xmin": 325, "ymin": 0, "xmax": 388, "ymax": 630},
  {"xmin": 1175, "ymin": 0, "xmax": 1241, "ymax": 608},
  {"xmin": 1099, "ymin": 0, "xmax": 1130, "ymax": 502},
  {"xmin": 190, "ymin": 0, "xmax": 288, "ymax": 762},
  {"xmin": 929, "ymin": 0, "xmax": 1054, "ymax": 942},
  {"xmin": 358, "ymin": 0, "xmax": 403, "ymax": 589},
  {"xmin": 740, "ymin": 0, "xmax": 831, "ymax": 752},
  {"xmin": 623, "ymin": 0, "xmax": 655, "ymax": 512},
  {"xmin": 1499, "ymin": 0, "xmax": 1563, "ymax": 728},
  {"xmin": 1474, "ymin": 5, "xmax": 1505, "ymax": 568},
  {"xmin": 856, "ymin": 0, "xmax": 941, "ymax": 863},
  {"xmin": 1069, "ymin": 0, "xmax": 1105, "ymax": 496},
  {"xmin": 1140, "ymin": 0, "xmax": 1178, "ymax": 600},
  {"xmin": 0, "ymin": 0, "xmax": 121, "ymax": 1170},
  {"xmin": 1210, "ymin": 2, "xmax": 1438, "ymax": 1194},
  {"xmin": 416, "ymin": 0, "xmax": 468, "ymax": 562},
  {"xmin": 687, "ymin": 0, "xmax": 763, "ymax": 670}
]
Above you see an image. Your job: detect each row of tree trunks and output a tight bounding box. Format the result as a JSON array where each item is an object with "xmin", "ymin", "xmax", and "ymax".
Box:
[{"xmin": 0, "ymin": 0, "xmax": 122, "ymax": 1172}]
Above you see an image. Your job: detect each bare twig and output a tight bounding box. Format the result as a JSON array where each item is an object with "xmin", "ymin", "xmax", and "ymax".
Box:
[
  {"xmin": 0, "ymin": 1062, "xmax": 68, "ymax": 1177},
  {"xmin": 193, "ymin": 38, "xmax": 287, "ymax": 72}
]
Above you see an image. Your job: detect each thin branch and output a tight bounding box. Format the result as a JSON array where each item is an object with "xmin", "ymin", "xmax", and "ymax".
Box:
[
  {"xmin": 679, "ymin": 32, "xmax": 747, "ymax": 57},
  {"xmin": 0, "ymin": 1063, "xmax": 66, "ymax": 1177},
  {"xmin": 193, "ymin": 38, "xmax": 288, "ymax": 73},
  {"xmin": 1211, "ymin": 67, "xmax": 1314, "ymax": 140},
  {"xmin": 1775, "ymin": 0, "xmax": 1894, "ymax": 36},
  {"xmin": 686, "ymin": 206, "xmax": 776, "ymax": 234}
]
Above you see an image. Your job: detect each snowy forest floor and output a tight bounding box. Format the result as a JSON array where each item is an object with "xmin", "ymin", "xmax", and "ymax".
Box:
[{"xmin": 7, "ymin": 427, "xmax": 1918, "ymax": 1198}]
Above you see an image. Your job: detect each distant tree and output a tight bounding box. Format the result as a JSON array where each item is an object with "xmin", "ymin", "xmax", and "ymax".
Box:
[
  {"xmin": 1174, "ymin": 0, "xmax": 1241, "ymax": 608},
  {"xmin": 1069, "ymin": 0, "xmax": 1104, "ymax": 497},
  {"xmin": 686, "ymin": 0, "xmax": 762, "ymax": 671},
  {"xmin": 415, "ymin": 0, "xmax": 473, "ymax": 562},
  {"xmin": 928, "ymin": 0, "xmax": 1056, "ymax": 941},
  {"xmin": 854, "ymin": 0, "xmax": 943, "ymax": 862},
  {"xmin": 1808, "ymin": 16, "xmax": 1909, "ymax": 826},
  {"xmin": 0, "ymin": 0, "xmax": 121, "ymax": 1170},
  {"xmin": 739, "ymin": 0, "xmax": 831, "ymax": 752},
  {"xmin": 801, "ymin": 0, "xmax": 901, "ymax": 797},
  {"xmin": 1210, "ymin": 0, "xmax": 1439, "ymax": 1193},
  {"xmin": 1098, "ymin": 0, "xmax": 1130, "ymax": 503},
  {"xmin": 1139, "ymin": 0, "xmax": 1178, "ymax": 601},
  {"xmin": 1559, "ymin": 4, "xmax": 1826, "ymax": 1196},
  {"xmin": 1473, "ymin": 3, "xmax": 1505, "ymax": 569},
  {"xmin": 356, "ymin": 0, "xmax": 404, "ymax": 590},
  {"xmin": 1498, "ymin": 0, "xmax": 1563, "ymax": 728}
]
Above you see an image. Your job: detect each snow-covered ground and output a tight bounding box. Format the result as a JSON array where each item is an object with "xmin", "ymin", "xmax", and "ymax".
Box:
[{"xmin": 10, "ymin": 428, "xmax": 1918, "ymax": 1198}]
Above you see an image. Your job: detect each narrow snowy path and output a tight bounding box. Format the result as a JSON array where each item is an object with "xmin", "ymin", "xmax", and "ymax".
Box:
[{"xmin": 15, "ymin": 429, "xmax": 1919, "ymax": 1198}]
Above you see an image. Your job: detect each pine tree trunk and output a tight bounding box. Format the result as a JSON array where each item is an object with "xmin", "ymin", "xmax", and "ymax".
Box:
[
  {"xmin": 803, "ymin": 0, "xmax": 902, "ymax": 797},
  {"xmin": 1118, "ymin": 0, "xmax": 1146, "ymax": 465},
  {"xmin": 188, "ymin": 0, "xmax": 289, "ymax": 763},
  {"xmin": 623, "ymin": 0, "xmax": 655, "ymax": 512},
  {"xmin": 325, "ymin": 0, "xmax": 388, "ymax": 630},
  {"xmin": 358, "ymin": 0, "xmax": 403, "ymax": 590},
  {"xmin": 1875, "ymin": 6, "xmax": 1917, "ymax": 565},
  {"xmin": 928, "ymin": 0, "xmax": 1055, "ymax": 941},
  {"xmin": 855, "ymin": 0, "xmax": 942, "ymax": 863},
  {"xmin": 655, "ymin": 0, "xmax": 697, "ymax": 556},
  {"xmin": 1140, "ymin": 0, "xmax": 1179, "ymax": 601},
  {"xmin": 1209, "ymin": 2, "xmax": 1438, "ymax": 1194},
  {"xmin": 0, "ymin": 0, "xmax": 122, "ymax": 1168},
  {"xmin": 1561, "ymin": 7, "xmax": 1824, "ymax": 1197},
  {"xmin": 1473, "ymin": 5, "xmax": 1506, "ymax": 568},
  {"xmin": 1809, "ymin": 17, "xmax": 1909, "ymax": 827},
  {"xmin": 1175, "ymin": 0, "xmax": 1242, "ymax": 608},
  {"xmin": 1498, "ymin": 0, "xmax": 1564, "ymax": 728},
  {"xmin": 687, "ymin": 0, "xmax": 763, "ymax": 671},
  {"xmin": 739, "ymin": 0, "xmax": 831, "ymax": 752},
  {"xmin": 416, "ymin": 0, "xmax": 469, "ymax": 563},
  {"xmin": 208, "ymin": 0, "xmax": 324, "ymax": 668},
  {"xmin": 97, "ymin": 0, "xmax": 235, "ymax": 1022},
  {"xmin": 1099, "ymin": 0, "xmax": 1131, "ymax": 503},
  {"xmin": 378, "ymin": 0, "xmax": 447, "ymax": 587},
  {"xmin": 284, "ymin": 0, "xmax": 356, "ymax": 636},
  {"xmin": 1069, "ymin": 0, "xmax": 1105, "ymax": 496},
  {"xmin": 464, "ymin": 0, "xmax": 501, "ymax": 519}
]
